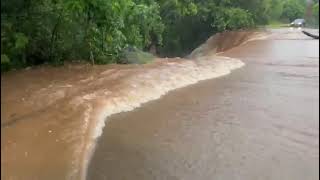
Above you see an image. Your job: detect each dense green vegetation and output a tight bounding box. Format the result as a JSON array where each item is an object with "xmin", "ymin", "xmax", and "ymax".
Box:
[
  {"xmin": 1, "ymin": 0, "xmax": 319, "ymax": 71},
  {"xmin": 312, "ymin": 1, "xmax": 319, "ymax": 26}
]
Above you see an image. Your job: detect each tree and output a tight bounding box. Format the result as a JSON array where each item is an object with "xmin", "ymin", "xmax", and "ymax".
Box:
[
  {"xmin": 281, "ymin": 0, "xmax": 305, "ymax": 21},
  {"xmin": 3, "ymin": 0, "xmax": 308, "ymax": 71},
  {"xmin": 312, "ymin": 2, "xmax": 319, "ymax": 25}
]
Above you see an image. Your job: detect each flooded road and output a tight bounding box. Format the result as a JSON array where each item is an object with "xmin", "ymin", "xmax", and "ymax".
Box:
[
  {"xmin": 1, "ymin": 28, "xmax": 318, "ymax": 180},
  {"xmin": 1, "ymin": 32, "xmax": 251, "ymax": 179},
  {"xmin": 87, "ymin": 28, "xmax": 319, "ymax": 180}
]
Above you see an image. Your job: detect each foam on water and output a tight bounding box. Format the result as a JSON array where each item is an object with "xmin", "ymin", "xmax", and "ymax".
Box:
[
  {"xmin": 72, "ymin": 56, "xmax": 245, "ymax": 179},
  {"xmin": 3, "ymin": 31, "xmax": 271, "ymax": 180},
  {"xmin": 3, "ymin": 29, "xmax": 318, "ymax": 180}
]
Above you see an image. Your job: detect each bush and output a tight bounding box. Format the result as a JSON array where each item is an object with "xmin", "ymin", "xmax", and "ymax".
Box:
[
  {"xmin": 2, "ymin": 0, "xmax": 315, "ymax": 72},
  {"xmin": 120, "ymin": 47, "xmax": 155, "ymax": 64},
  {"xmin": 281, "ymin": 0, "xmax": 305, "ymax": 21},
  {"xmin": 1, "ymin": 0, "xmax": 163, "ymax": 71},
  {"xmin": 312, "ymin": 3, "xmax": 319, "ymax": 26},
  {"xmin": 1, "ymin": 54, "xmax": 10, "ymax": 72}
]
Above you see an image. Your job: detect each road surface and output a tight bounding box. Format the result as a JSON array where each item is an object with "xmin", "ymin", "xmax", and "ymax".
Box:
[{"xmin": 87, "ymin": 28, "xmax": 319, "ymax": 180}]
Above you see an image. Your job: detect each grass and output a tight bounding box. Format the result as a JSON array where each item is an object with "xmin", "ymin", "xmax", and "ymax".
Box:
[{"xmin": 258, "ymin": 20, "xmax": 289, "ymax": 29}]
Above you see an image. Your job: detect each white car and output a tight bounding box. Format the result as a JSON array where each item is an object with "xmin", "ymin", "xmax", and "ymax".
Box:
[{"xmin": 290, "ymin": 19, "xmax": 306, "ymax": 27}]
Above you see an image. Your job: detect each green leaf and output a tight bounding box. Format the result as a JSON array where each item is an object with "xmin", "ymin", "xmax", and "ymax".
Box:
[
  {"xmin": 1, "ymin": 54, "xmax": 10, "ymax": 64},
  {"xmin": 14, "ymin": 33, "xmax": 29, "ymax": 50}
]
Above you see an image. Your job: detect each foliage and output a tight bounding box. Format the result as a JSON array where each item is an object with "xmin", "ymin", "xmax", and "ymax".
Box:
[
  {"xmin": 281, "ymin": 0, "xmax": 305, "ymax": 22},
  {"xmin": 158, "ymin": 0, "xmax": 255, "ymax": 57},
  {"xmin": 312, "ymin": 2, "xmax": 319, "ymax": 25},
  {"xmin": 1, "ymin": 0, "xmax": 163, "ymax": 70},
  {"xmin": 268, "ymin": 0, "xmax": 285, "ymax": 20},
  {"xmin": 120, "ymin": 47, "xmax": 155, "ymax": 64},
  {"xmin": 1, "ymin": 0, "xmax": 319, "ymax": 71}
]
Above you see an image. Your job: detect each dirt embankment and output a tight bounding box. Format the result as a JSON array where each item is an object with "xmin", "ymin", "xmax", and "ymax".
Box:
[
  {"xmin": 188, "ymin": 30, "xmax": 269, "ymax": 59},
  {"xmin": 1, "ymin": 29, "xmax": 268, "ymax": 180}
]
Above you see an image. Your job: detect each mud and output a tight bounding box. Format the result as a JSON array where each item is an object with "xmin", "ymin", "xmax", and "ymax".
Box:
[
  {"xmin": 87, "ymin": 28, "xmax": 319, "ymax": 180},
  {"xmin": 1, "ymin": 31, "xmax": 256, "ymax": 179},
  {"xmin": 1, "ymin": 28, "xmax": 318, "ymax": 180}
]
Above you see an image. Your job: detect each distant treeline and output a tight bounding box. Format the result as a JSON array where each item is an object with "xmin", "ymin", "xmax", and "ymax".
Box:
[{"xmin": 1, "ymin": 0, "xmax": 319, "ymax": 71}]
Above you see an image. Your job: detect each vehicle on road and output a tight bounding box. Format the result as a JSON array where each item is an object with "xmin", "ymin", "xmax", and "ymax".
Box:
[{"xmin": 290, "ymin": 19, "xmax": 306, "ymax": 27}]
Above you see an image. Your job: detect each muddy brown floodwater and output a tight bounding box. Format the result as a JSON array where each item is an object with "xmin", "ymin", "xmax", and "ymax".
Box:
[
  {"xmin": 1, "ymin": 28, "xmax": 319, "ymax": 180},
  {"xmin": 87, "ymin": 28, "xmax": 319, "ymax": 180}
]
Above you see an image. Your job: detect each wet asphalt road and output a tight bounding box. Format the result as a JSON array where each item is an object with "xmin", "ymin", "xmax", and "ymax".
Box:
[{"xmin": 87, "ymin": 28, "xmax": 319, "ymax": 180}]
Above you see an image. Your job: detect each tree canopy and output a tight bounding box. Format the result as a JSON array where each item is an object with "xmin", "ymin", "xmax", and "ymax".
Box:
[{"xmin": 1, "ymin": 0, "xmax": 319, "ymax": 71}]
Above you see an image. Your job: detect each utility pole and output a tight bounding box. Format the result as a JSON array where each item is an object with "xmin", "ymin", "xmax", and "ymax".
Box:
[{"xmin": 305, "ymin": 0, "xmax": 313, "ymax": 23}]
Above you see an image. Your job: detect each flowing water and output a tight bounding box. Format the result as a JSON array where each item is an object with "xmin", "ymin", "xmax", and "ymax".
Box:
[
  {"xmin": 2, "ymin": 58, "xmax": 245, "ymax": 179},
  {"xmin": 1, "ymin": 28, "xmax": 318, "ymax": 180},
  {"xmin": 1, "ymin": 31, "xmax": 266, "ymax": 180},
  {"xmin": 87, "ymin": 28, "xmax": 319, "ymax": 180}
]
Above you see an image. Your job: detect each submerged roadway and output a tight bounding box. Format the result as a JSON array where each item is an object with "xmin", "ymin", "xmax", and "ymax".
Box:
[{"xmin": 87, "ymin": 28, "xmax": 319, "ymax": 180}]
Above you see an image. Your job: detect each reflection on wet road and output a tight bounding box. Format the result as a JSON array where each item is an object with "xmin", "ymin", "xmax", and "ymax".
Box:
[
  {"xmin": 87, "ymin": 28, "xmax": 319, "ymax": 180},
  {"xmin": 1, "ymin": 28, "xmax": 318, "ymax": 180}
]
